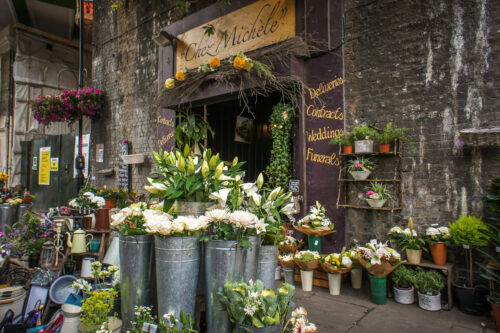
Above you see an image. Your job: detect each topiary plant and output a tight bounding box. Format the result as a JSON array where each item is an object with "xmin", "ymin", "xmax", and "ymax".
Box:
[
  {"xmin": 414, "ymin": 268, "xmax": 445, "ymax": 295},
  {"xmin": 391, "ymin": 265, "xmax": 416, "ymax": 289}
]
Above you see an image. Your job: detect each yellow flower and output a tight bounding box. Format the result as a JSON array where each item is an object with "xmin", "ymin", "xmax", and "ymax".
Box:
[
  {"xmin": 233, "ymin": 56, "xmax": 246, "ymax": 70},
  {"xmin": 175, "ymin": 70, "xmax": 186, "ymax": 82},
  {"xmin": 164, "ymin": 78, "xmax": 175, "ymax": 89},
  {"xmin": 209, "ymin": 57, "xmax": 220, "ymax": 68}
]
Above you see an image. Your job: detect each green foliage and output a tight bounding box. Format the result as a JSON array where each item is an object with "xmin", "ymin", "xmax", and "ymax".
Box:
[
  {"xmin": 131, "ymin": 306, "xmax": 198, "ymax": 333},
  {"xmin": 219, "ymin": 280, "xmax": 295, "ymax": 327},
  {"xmin": 376, "ymin": 122, "xmax": 416, "ymax": 152},
  {"xmin": 202, "ymin": 24, "xmax": 215, "ymax": 36},
  {"xmin": 265, "ymin": 103, "xmax": 296, "ymax": 190},
  {"xmin": 391, "ymin": 266, "xmax": 416, "ymax": 288},
  {"xmin": 329, "ymin": 132, "xmax": 354, "ymax": 146},
  {"xmin": 449, "ymin": 215, "xmax": 491, "ymax": 247},
  {"xmin": 80, "ymin": 288, "xmax": 117, "ymax": 331},
  {"xmin": 347, "ymin": 156, "xmax": 376, "ymax": 172},
  {"xmin": 352, "ymin": 125, "xmax": 378, "ymax": 140},
  {"xmin": 174, "ymin": 107, "xmax": 214, "ymax": 152},
  {"xmin": 483, "ymin": 173, "xmax": 500, "ymax": 222},
  {"xmin": 399, "ymin": 236, "xmax": 428, "ymax": 251},
  {"xmin": 365, "ymin": 182, "xmax": 394, "ymax": 201},
  {"xmin": 414, "ymin": 268, "xmax": 445, "ymax": 294}
]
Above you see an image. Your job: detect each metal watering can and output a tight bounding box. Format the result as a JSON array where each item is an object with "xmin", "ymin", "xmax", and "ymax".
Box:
[{"xmin": 66, "ymin": 229, "xmax": 93, "ymax": 254}]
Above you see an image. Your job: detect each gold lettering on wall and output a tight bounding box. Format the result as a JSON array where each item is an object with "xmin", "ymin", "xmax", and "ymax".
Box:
[
  {"xmin": 305, "ymin": 127, "xmax": 344, "ymax": 143},
  {"xmin": 158, "ymin": 132, "xmax": 174, "ymax": 147},
  {"xmin": 306, "ymin": 148, "xmax": 340, "ymax": 166},
  {"xmin": 308, "ymin": 76, "xmax": 344, "ymax": 99},
  {"xmin": 306, "ymin": 105, "xmax": 344, "ymax": 120}
]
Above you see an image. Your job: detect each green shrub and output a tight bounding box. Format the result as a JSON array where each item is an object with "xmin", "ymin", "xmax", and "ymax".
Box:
[
  {"xmin": 376, "ymin": 122, "xmax": 416, "ymax": 152},
  {"xmin": 352, "ymin": 125, "xmax": 378, "ymax": 140},
  {"xmin": 449, "ymin": 215, "xmax": 490, "ymax": 247},
  {"xmin": 391, "ymin": 266, "xmax": 416, "ymax": 289},
  {"xmin": 414, "ymin": 268, "xmax": 445, "ymax": 294},
  {"xmin": 329, "ymin": 132, "xmax": 355, "ymax": 146}
]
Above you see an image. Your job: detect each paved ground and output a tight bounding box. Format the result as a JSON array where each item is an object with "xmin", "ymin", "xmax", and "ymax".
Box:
[{"xmin": 287, "ymin": 280, "xmax": 497, "ymax": 333}]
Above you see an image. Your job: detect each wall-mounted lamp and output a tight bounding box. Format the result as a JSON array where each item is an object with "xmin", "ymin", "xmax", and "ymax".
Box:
[{"xmin": 153, "ymin": 31, "xmax": 176, "ymax": 47}]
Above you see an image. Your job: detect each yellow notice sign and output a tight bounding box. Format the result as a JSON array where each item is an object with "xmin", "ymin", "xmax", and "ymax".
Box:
[
  {"xmin": 176, "ymin": 0, "xmax": 295, "ymax": 71},
  {"xmin": 39, "ymin": 147, "xmax": 51, "ymax": 185},
  {"xmin": 50, "ymin": 157, "xmax": 59, "ymax": 171}
]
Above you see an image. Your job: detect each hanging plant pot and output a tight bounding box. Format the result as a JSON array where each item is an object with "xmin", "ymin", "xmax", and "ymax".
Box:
[
  {"xmin": 349, "ymin": 170, "xmax": 371, "ymax": 180},
  {"xmin": 366, "ymin": 199, "xmax": 386, "ymax": 208},
  {"xmin": 393, "ymin": 285, "xmax": 414, "ymax": 304},
  {"xmin": 429, "ymin": 242, "xmax": 447, "ymax": 265},
  {"xmin": 406, "ymin": 249, "xmax": 422, "ymax": 264},
  {"xmin": 354, "ymin": 140, "xmax": 374, "ymax": 153},
  {"xmin": 343, "ymin": 145, "xmax": 353, "ymax": 154},
  {"xmin": 379, "ymin": 143, "xmax": 390, "ymax": 153},
  {"xmin": 417, "ymin": 291, "xmax": 441, "ymax": 311},
  {"xmin": 452, "ymin": 282, "xmax": 488, "ymax": 315}
]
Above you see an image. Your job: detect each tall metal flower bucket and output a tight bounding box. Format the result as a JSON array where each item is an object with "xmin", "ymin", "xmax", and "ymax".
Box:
[
  {"xmin": 155, "ymin": 235, "xmax": 200, "ymax": 320},
  {"xmin": 16, "ymin": 204, "xmax": 30, "ymax": 222},
  {"xmin": 257, "ymin": 245, "xmax": 278, "ymax": 289},
  {"xmin": 205, "ymin": 240, "xmax": 244, "ymax": 333},
  {"xmin": 0, "ymin": 203, "xmax": 13, "ymax": 231},
  {"xmin": 119, "ymin": 234, "xmax": 155, "ymax": 331},
  {"xmin": 242, "ymin": 235, "xmax": 260, "ymax": 282},
  {"xmin": 234, "ymin": 323, "xmax": 282, "ymax": 333}
]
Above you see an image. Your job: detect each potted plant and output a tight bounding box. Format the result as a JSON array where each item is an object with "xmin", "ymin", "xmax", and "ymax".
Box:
[
  {"xmin": 414, "ymin": 268, "xmax": 446, "ymax": 311},
  {"xmin": 294, "ymin": 250, "xmax": 321, "ymax": 292},
  {"xmin": 79, "ymin": 288, "xmax": 119, "ymax": 332},
  {"xmin": 352, "ymin": 125, "xmax": 378, "ymax": 153},
  {"xmin": 391, "ymin": 266, "xmax": 416, "ymax": 304},
  {"xmin": 376, "ymin": 122, "xmax": 416, "ymax": 153},
  {"xmin": 423, "ymin": 226, "xmax": 451, "ymax": 265},
  {"xmin": 174, "ymin": 107, "xmax": 214, "ymax": 155},
  {"xmin": 347, "ymin": 156, "xmax": 376, "ymax": 180},
  {"xmin": 219, "ymin": 280, "xmax": 295, "ymax": 333},
  {"xmin": 295, "ymin": 201, "xmax": 335, "ymax": 252},
  {"xmin": 98, "ymin": 188, "xmax": 124, "ymax": 209},
  {"xmin": 329, "ymin": 132, "xmax": 355, "ymax": 154},
  {"xmin": 449, "ymin": 215, "xmax": 491, "ymax": 315},
  {"xmin": 320, "ymin": 252, "xmax": 353, "ymax": 296},
  {"xmin": 398, "ymin": 218, "xmax": 427, "ymax": 264},
  {"xmin": 364, "ymin": 182, "xmax": 393, "ymax": 208}
]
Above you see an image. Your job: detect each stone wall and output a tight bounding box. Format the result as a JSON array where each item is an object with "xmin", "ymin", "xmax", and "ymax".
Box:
[
  {"xmin": 343, "ymin": 0, "xmax": 500, "ymax": 243},
  {"xmin": 90, "ymin": 0, "xmax": 216, "ymax": 191}
]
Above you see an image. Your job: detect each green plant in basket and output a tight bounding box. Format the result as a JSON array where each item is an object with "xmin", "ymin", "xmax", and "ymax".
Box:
[
  {"xmin": 329, "ymin": 132, "xmax": 355, "ymax": 146},
  {"xmin": 391, "ymin": 266, "xmax": 416, "ymax": 289},
  {"xmin": 352, "ymin": 125, "xmax": 378, "ymax": 141},
  {"xmin": 414, "ymin": 268, "xmax": 445, "ymax": 295},
  {"xmin": 365, "ymin": 182, "xmax": 394, "ymax": 201},
  {"xmin": 376, "ymin": 122, "xmax": 416, "ymax": 152},
  {"xmin": 347, "ymin": 156, "xmax": 375, "ymax": 172}
]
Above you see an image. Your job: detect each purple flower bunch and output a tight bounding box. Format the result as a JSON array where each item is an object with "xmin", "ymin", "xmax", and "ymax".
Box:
[{"xmin": 29, "ymin": 88, "xmax": 104, "ymax": 126}]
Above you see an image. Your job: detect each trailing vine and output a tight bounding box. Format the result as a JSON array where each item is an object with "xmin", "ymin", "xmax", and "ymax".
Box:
[{"xmin": 265, "ymin": 103, "xmax": 296, "ymax": 190}]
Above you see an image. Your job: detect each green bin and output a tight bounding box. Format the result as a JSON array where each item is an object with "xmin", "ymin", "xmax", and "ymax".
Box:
[
  {"xmin": 308, "ymin": 235, "xmax": 322, "ymax": 252},
  {"xmin": 369, "ymin": 274, "xmax": 387, "ymax": 304}
]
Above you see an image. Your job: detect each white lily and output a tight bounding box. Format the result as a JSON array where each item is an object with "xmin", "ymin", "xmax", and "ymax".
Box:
[
  {"xmin": 250, "ymin": 193, "xmax": 262, "ymax": 206},
  {"xmin": 268, "ymin": 187, "xmax": 282, "ymax": 201},
  {"xmin": 241, "ymin": 182, "xmax": 258, "ymax": 195},
  {"xmin": 209, "ymin": 188, "xmax": 232, "ymax": 207}
]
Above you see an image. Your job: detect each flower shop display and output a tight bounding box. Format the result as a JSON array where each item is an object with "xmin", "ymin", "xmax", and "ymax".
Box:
[
  {"xmin": 295, "ymin": 201, "xmax": 335, "ymax": 252},
  {"xmin": 278, "ymin": 236, "xmax": 303, "ymax": 254},
  {"xmin": 364, "ymin": 182, "xmax": 393, "ymax": 208},
  {"xmin": 449, "ymin": 215, "xmax": 491, "ymax": 315},
  {"xmin": 144, "ymin": 210, "xmax": 209, "ymax": 321},
  {"xmin": 111, "ymin": 202, "xmax": 155, "ymax": 331},
  {"xmin": 414, "ymin": 268, "xmax": 445, "ymax": 311},
  {"xmin": 391, "ymin": 266, "xmax": 416, "ymax": 305},
  {"xmin": 282, "ymin": 307, "xmax": 317, "ymax": 333},
  {"xmin": 376, "ymin": 122, "xmax": 416, "ymax": 153},
  {"xmin": 79, "ymin": 288, "xmax": 119, "ymax": 332},
  {"xmin": 69, "ymin": 191, "xmax": 106, "ymax": 216},
  {"xmin": 98, "ymin": 188, "xmax": 124, "ymax": 209},
  {"xmin": 397, "ymin": 218, "xmax": 427, "ymax": 264},
  {"xmin": 278, "ymin": 254, "xmax": 296, "ymax": 284},
  {"xmin": 321, "ymin": 253, "xmax": 353, "ymax": 295},
  {"xmin": 355, "ymin": 240, "xmax": 402, "ymax": 304},
  {"xmin": 218, "ymin": 280, "xmax": 295, "ymax": 333},
  {"xmin": 294, "ymin": 250, "xmax": 320, "ymax": 292},
  {"xmin": 352, "ymin": 125, "xmax": 378, "ymax": 153},
  {"xmin": 347, "ymin": 156, "xmax": 376, "ymax": 180},
  {"xmin": 346, "ymin": 249, "xmax": 363, "ymax": 290},
  {"xmin": 329, "ymin": 131, "xmax": 355, "ymax": 154},
  {"xmin": 130, "ymin": 305, "xmax": 199, "ymax": 333},
  {"xmin": 424, "ymin": 225, "xmax": 451, "ymax": 265}
]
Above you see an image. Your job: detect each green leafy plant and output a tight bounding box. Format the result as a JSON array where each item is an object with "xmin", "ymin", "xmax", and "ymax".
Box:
[
  {"xmin": 450, "ymin": 215, "xmax": 491, "ymax": 288},
  {"xmin": 347, "ymin": 156, "xmax": 375, "ymax": 172},
  {"xmin": 202, "ymin": 24, "xmax": 215, "ymax": 36},
  {"xmin": 329, "ymin": 132, "xmax": 355, "ymax": 146},
  {"xmin": 80, "ymin": 288, "xmax": 118, "ymax": 332},
  {"xmin": 265, "ymin": 103, "xmax": 296, "ymax": 190},
  {"xmin": 414, "ymin": 268, "xmax": 445, "ymax": 295},
  {"xmin": 352, "ymin": 125, "xmax": 378, "ymax": 141},
  {"xmin": 174, "ymin": 107, "xmax": 214, "ymax": 153},
  {"xmin": 365, "ymin": 182, "xmax": 394, "ymax": 201},
  {"xmin": 131, "ymin": 305, "xmax": 198, "ymax": 333},
  {"xmin": 376, "ymin": 122, "xmax": 416, "ymax": 152},
  {"xmin": 219, "ymin": 280, "xmax": 295, "ymax": 328},
  {"xmin": 391, "ymin": 266, "xmax": 416, "ymax": 289},
  {"xmin": 483, "ymin": 167, "xmax": 500, "ymax": 222},
  {"xmin": 397, "ymin": 217, "xmax": 428, "ymax": 251}
]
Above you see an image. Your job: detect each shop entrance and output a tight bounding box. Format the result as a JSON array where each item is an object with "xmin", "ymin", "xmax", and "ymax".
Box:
[{"xmin": 193, "ymin": 92, "xmax": 284, "ymax": 182}]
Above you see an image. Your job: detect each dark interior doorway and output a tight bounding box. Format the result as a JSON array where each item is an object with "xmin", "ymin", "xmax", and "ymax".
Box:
[{"xmin": 192, "ymin": 92, "xmax": 284, "ymax": 182}]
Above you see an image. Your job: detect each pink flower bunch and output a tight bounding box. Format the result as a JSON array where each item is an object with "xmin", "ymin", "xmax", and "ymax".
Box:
[
  {"xmin": 366, "ymin": 190, "xmax": 375, "ymax": 196},
  {"xmin": 354, "ymin": 163, "xmax": 362, "ymax": 169}
]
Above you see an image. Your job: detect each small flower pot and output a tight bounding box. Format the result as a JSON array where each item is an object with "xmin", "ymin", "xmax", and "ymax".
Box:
[
  {"xmin": 343, "ymin": 145, "xmax": 353, "ymax": 154},
  {"xmin": 406, "ymin": 249, "xmax": 422, "ymax": 264},
  {"xmin": 350, "ymin": 267, "xmax": 363, "ymax": 289},
  {"xmin": 429, "ymin": 242, "xmax": 447, "ymax": 266},
  {"xmin": 417, "ymin": 291, "xmax": 441, "ymax": 311},
  {"xmin": 452, "ymin": 282, "xmax": 488, "ymax": 315},
  {"xmin": 300, "ymin": 270, "xmax": 313, "ymax": 292},
  {"xmin": 379, "ymin": 143, "xmax": 390, "ymax": 153},
  {"xmin": 393, "ymin": 285, "xmax": 414, "ymax": 304},
  {"xmin": 354, "ymin": 140, "xmax": 374, "ymax": 153},
  {"xmin": 104, "ymin": 198, "xmax": 117, "ymax": 209},
  {"xmin": 366, "ymin": 199, "xmax": 386, "ymax": 208},
  {"xmin": 349, "ymin": 170, "xmax": 371, "ymax": 180},
  {"xmin": 328, "ymin": 273, "xmax": 342, "ymax": 295}
]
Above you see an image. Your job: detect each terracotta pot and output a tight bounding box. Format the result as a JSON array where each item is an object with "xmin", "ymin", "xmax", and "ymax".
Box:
[
  {"xmin": 105, "ymin": 198, "xmax": 117, "ymax": 209},
  {"xmin": 379, "ymin": 143, "xmax": 390, "ymax": 153},
  {"xmin": 406, "ymin": 249, "xmax": 422, "ymax": 264},
  {"xmin": 94, "ymin": 208, "xmax": 110, "ymax": 231},
  {"xmin": 343, "ymin": 145, "xmax": 353, "ymax": 154},
  {"xmin": 429, "ymin": 242, "xmax": 447, "ymax": 266}
]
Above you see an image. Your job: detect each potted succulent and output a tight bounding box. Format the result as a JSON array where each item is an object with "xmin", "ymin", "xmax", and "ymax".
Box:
[
  {"xmin": 295, "ymin": 201, "xmax": 335, "ymax": 252},
  {"xmin": 364, "ymin": 182, "xmax": 393, "ymax": 208},
  {"xmin": 218, "ymin": 280, "xmax": 295, "ymax": 333},
  {"xmin": 294, "ymin": 250, "xmax": 321, "ymax": 292},
  {"xmin": 398, "ymin": 218, "xmax": 427, "ymax": 264},
  {"xmin": 347, "ymin": 156, "xmax": 376, "ymax": 180},
  {"xmin": 352, "ymin": 125, "xmax": 378, "ymax": 153},
  {"xmin": 320, "ymin": 252, "xmax": 353, "ymax": 295},
  {"xmin": 391, "ymin": 265, "xmax": 416, "ymax": 304},
  {"xmin": 376, "ymin": 122, "xmax": 416, "ymax": 153},
  {"xmin": 449, "ymin": 215, "xmax": 491, "ymax": 315},
  {"xmin": 329, "ymin": 132, "xmax": 355, "ymax": 154},
  {"xmin": 423, "ymin": 226, "xmax": 451, "ymax": 265},
  {"xmin": 414, "ymin": 268, "xmax": 446, "ymax": 311}
]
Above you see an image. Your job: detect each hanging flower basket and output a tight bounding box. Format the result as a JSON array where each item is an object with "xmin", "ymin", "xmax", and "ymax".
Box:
[{"xmin": 293, "ymin": 225, "xmax": 335, "ymax": 237}]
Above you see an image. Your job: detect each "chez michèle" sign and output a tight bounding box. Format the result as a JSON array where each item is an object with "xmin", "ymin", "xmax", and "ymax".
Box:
[{"xmin": 176, "ymin": 0, "xmax": 295, "ymax": 71}]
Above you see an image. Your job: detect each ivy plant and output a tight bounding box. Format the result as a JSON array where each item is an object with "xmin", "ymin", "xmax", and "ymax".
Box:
[{"xmin": 265, "ymin": 103, "xmax": 296, "ymax": 190}]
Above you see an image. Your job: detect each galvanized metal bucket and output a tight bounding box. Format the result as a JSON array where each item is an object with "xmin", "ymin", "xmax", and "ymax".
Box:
[
  {"xmin": 234, "ymin": 323, "xmax": 282, "ymax": 333},
  {"xmin": 257, "ymin": 245, "xmax": 278, "ymax": 289},
  {"xmin": 155, "ymin": 235, "xmax": 200, "ymax": 320},
  {"xmin": 283, "ymin": 268, "xmax": 295, "ymax": 284},
  {"xmin": 119, "ymin": 234, "xmax": 155, "ymax": 331},
  {"xmin": 205, "ymin": 240, "xmax": 244, "ymax": 333},
  {"xmin": 0, "ymin": 203, "xmax": 13, "ymax": 231},
  {"xmin": 242, "ymin": 235, "xmax": 260, "ymax": 282},
  {"xmin": 16, "ymin": 204, "xmax": 30, "ymax": 222}
]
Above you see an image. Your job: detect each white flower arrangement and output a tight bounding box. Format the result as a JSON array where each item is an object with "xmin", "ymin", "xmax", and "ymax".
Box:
[
  {"xmin": 279, "ymin": 253, "xmax": 294, "ymax": 262},
  {"xmin": 424, "ymin": 225, "xmax": 451, "ymax": 244},
  {"xmin": 70, "ymin": 278, "xmax": 92, "ymax": 293},
  {"xmin": 279, "ymin": 236, "xmax": 300, "ymax": 246},
  {"xmin": 144, "ymin": 209, "xmax": 209, "ymax": 236},
  {"xmin": 356, "ymin": 239, "xmax": 401, "ymax": 266},
  {"xmin": 110, "ymin": 203, "xmax": 147, "ymax": 227},
  {"xmin": 294, "ymin": 250, "xmax": 321, "ymax": 261},
  {"xmin": 297, "ymin": 201, "xmax": 334, "ymax": 230}
]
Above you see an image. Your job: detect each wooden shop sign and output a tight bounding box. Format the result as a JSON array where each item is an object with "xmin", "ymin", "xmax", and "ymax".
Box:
[{"xmin": 176, "ymin": 0, "xmax": 295, "ymax": 71}]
